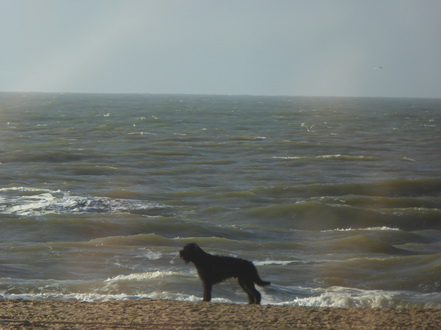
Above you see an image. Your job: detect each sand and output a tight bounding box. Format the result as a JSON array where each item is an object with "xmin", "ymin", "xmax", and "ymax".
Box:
[{"xmin": 1, "ymin": 299, "xmax": 440, "ymax": 329}]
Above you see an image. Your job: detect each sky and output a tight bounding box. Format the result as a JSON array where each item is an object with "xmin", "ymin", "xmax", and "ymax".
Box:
[{"xmin": 1, "ymin": 0, "xmax": 441, "ymax": 98}]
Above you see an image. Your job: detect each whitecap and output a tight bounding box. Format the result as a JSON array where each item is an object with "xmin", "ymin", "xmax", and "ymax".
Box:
[
  {"xmin": 279, "ymin": 286, "xmax": 441, "ymax": 309},
  {"xmin": 0, "ymin": 186, "xmax": 60, "ymax": 193},
  {"xmin": 141, "ymin": 250, "xmax": 163, "ymax": 261},
  {"xmin": 0, "ymin": 187, "xmax": 168, "ymax": 217},
  {"xmin": 105, "ymin": 271, "xmax": 182, "ymax": 283},
  {"xmin": 254, "ymin": 260, "xmax": 297, "ymax": 266},
  {"xmin": 321, "ymin": 226, "xmax": 400, "ymax": 233},
  {"xmin": 273, "ymin": 154, "xmax": 378, "ymax": 161}
]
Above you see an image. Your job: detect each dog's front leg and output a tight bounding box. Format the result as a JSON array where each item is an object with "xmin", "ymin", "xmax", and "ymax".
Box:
[{"xmin": 202, "ymin": 281, "xmax": 212, "ymax": 302}]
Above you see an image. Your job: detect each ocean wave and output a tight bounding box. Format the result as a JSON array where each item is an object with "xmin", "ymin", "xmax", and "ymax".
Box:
[
  {"xmin": 1, "ymin": 151, "xmax": 86, "ymax": 163},
  {"xmin": 3, "ymin": 284, "xmax": 439, "ymax": 308},
  {"xmin": 105, "ymin": 271, "xmax": 182, "ymax": 282},
  {"xmin": 246, "ymin": 201, "xmax": 382, "ymax": 230},
  {"xmin": 254, "ymin": 260, "xmax": 298, "ymax": 266},
  {"xmin": 0, "ymin": 187, "xmax": 168, "ymax": 217},
  {"xmin": 0, "ymin": 292, "xmax": 205, "ymax": 303},
  {"xmin": 0, "ymin": 187, "xmax": 60, "ymax": 194},
  {"xmin": 88, "ymin": 233, "xmax": 172, "ymax": 246},
  {"xmin": 316, "ymin": 253, "xmax": 441, "ymax": 293},
  {"xmin": 269, "ymin": 195, "xmax": 441, "ymax": 227},
  {"xmin": 320, "ymin": 235, "xmax": 409, "ymax": 254},
  {"xmin": 273, "ymin": 154, "xmax": 378, "ymax": 161},
  {"xmin": 253, "ymin": 178, "xmax": 441, "ymax": 198},
  {"xmin": 283, "ymin": 287, "xmax": 441, "ymax": 309},
  {"xmin": 321, "ymin": 226, "xmax": 400, "ymax": 233},
  {"xmin": 230, "ymin": 136, "xmax": 267, "ymax": 141}
]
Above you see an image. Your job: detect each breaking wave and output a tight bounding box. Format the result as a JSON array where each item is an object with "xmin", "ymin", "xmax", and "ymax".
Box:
[
  {"xmin": 273, "ymin": 154, "xmax": 378, "ymax": 161},
  {"xmin": 0, "ymin": 187, "xmax": 168, "ymax": 217},
  {"xmin": 282, "ymin": 287, "xmax": 441, "ymax": 309}
]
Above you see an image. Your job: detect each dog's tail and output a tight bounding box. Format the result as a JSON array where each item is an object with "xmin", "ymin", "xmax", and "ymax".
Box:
[{"xmin": 255, "ymin": 276, "xmax": 271, "ymax": 287}]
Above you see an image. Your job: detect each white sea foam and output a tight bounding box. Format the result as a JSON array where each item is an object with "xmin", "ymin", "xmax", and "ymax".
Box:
[
  {"xmin": 105, "ymin": 271, "xmax": 182, "ymax": 283},
  {"xmin": 273, "ymin": 154, "xmax": 377, "ymax": 161},
  {"xmin": 321, "ymin": 226, "xmax": 400, "ymax": 233},
  {"xmin": 142, "ymin": 250, "xmax": 163, "ymax": 260},
  {"xmin": 128, "ymin": 131, "xmax": 157, "ymax": 135},
  {"xmin": 0, "ymin": 187, "xmax": 166, "ymax": 216},
  {"xmin": 0, "ymin": 292, "xmax": 165, "ymax": 302},
  {"xmin": 5, "ymin": 286, "xmax": 439, "ymax": 308},
  {"xmin": 280, "ymin": 287, "xmax": 441, "ymax": 309},
  {"xmin": 254, "ymin": 260, "xmax": 297, "ymax": 266},
  {"xmin": 0, "ymin": 187, "xmax": 60, "ymax": 193}
]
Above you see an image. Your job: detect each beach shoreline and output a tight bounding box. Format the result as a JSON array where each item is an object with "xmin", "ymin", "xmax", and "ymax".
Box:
[{"xmin": 1, "ymin": 298, "xmax": 440, "ymax": 329}]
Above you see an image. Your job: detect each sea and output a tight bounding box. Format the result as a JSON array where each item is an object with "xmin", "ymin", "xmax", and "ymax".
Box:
[{"xmin": 0, "ymin": 92, "xmax": 440, "ymax": 308}]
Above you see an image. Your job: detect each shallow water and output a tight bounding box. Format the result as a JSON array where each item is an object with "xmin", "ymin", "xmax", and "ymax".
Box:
[{"xmin": 1, "ymin": 93, "xmax": 440, "ymax": 307}]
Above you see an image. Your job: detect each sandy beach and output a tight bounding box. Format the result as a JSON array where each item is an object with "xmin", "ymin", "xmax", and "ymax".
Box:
[{"xmin": 1, "ymin": 299, "xmax": 440, "ymax": 329}]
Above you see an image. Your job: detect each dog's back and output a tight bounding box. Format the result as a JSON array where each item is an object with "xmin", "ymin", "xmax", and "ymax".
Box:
[{"xmin": 200, "ymin": 254, "xmax": 270, "ymax": 286}]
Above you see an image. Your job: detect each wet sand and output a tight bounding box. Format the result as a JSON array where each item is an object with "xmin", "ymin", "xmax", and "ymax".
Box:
[{"xmin": 1, "ymin": 299, "xmax": 440, "ymax": 329}]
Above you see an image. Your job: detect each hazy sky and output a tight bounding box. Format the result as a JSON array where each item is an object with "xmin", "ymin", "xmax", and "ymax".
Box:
[{"xmin": 1, "ymin": 0, "xmax": 440, "ymax": 97}]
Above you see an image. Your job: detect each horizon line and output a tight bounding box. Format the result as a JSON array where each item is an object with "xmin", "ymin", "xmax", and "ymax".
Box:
[{"xmin": 1, "ymin": 90, "xmax": 440, "ymax": 100}]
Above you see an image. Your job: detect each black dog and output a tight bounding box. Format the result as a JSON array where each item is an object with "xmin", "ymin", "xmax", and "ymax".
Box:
[{"xmin": 179, "ymin": 243, "xmax": 270, "ymax": 304}]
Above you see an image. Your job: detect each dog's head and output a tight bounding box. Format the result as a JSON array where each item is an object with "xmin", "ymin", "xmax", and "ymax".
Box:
[{"xmin": 179, "ymin": 243, "xmax": 203, "ymax": 263}]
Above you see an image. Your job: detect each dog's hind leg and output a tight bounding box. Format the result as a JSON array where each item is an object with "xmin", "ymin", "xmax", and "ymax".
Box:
[
  {"xmin": 239, "ymin": 278, "xmax": 261, "ymax": 304},
  {"xmin": 202, "ymin": 281, "xmax": 212, "ymax": 302}
]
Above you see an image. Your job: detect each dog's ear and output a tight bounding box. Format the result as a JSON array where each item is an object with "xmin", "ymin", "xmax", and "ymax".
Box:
[{"xmin": 187, "ymin": 243, "xmax": 200, "ymax": 250}]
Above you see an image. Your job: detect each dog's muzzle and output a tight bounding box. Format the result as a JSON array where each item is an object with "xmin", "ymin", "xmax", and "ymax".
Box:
[{"xmin": 179, "ymin": 250, "xmax": 190, "ymax": 263}]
